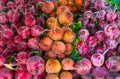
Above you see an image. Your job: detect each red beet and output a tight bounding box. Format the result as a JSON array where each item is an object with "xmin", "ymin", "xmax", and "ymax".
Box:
[
  {"xmin": 7, "ymin": 1, "xmax": 16, "ymax": 9},
  {"xmin": 16, "ymin": 52, "xmax": 30, "ymax": 65},
  {"xmin": 26, "ymin": 56, "xmax": 45, "ymax": 76},
  {"xmin": 0, "ymin": 12, "xmax": 8, "ymax": 24},
  {"xmin": 17, "ymin": 42, "xmax": 29, "ymax": 51},
  {"xmin": 2, "ymin": 28, "xmax": 14, "ymax": 39},
  {"xmin": 31, "ymin": 25, "xmax": 44, "ymax": 37},
  {"xmin": 0, "ymin": 55, "xmax": 6, "ymax": 67},
  {"xmin": 25, "ymin": 15, "xmax": 36, "ymax": 27},
  {"xmin": 28, "ymin": 37, "xmax": 40, "ymax": 50},
  {"xmin": 15, "ymin": 66, "xmax": 32, "ymax": 79},
  {"xmin": 17, "ymin": 26, "xmax": 30, "ymax": 39},
  {"xmin": 14, "ymin": 35, "xmax": 23, "ymax": 44},
  {"xmin": 0, "ymin": 67, "xmax": 13, "ymax": 79},
  {"xmin": 7, "ymin": 10, "xmax": 20, "ymax": 23}
]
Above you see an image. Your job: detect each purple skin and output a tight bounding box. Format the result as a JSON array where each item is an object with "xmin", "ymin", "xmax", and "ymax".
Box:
[
  {"xmin": 87, "ymin": 36, "xmax": 98, "ymax": 48},
  {"xmin": 84, "ymin": 11, "xmax": 93, "ymax": 19},
  {"xmin": 78, "ymin": 29, "xmax": 90, "ymax": 41},
  {"xmin": 104, "ymin": 25, "xmax": 120, "ymax": 39},
  {"xmin": 98, "ymin": 21, "xmax": 108, "ymax": 30},
  {"xmin": 95, "ymin": 46, "xmax": 104, "ymax": 54},
  {"xmin": 95, "ymin": 30, "xmax": 105, "ymax": 42},
  {"xmin": 106, "ymin": 11, "xmax": 117, "ymax": 22},
  {"xmin": 77, "ymin": 41, "xmax": 89, "ymax": 55},
  {"xmin": 92, "ymin": 66, "xmax": 108, "ymax": 78},
  {"xmin": 105, "ymin": 56, "xmax": 120, "ymax": 72},
  {"xmin": 97, "ymin": 10, "xmax": 106, "ymax": 21},
  {"xmin": 94, "ymin": 0, "xmax": 105, "ymax": 10}
]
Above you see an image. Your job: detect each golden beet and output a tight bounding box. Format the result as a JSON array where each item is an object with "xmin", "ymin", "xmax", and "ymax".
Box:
[
  {"xmin": 60, "ymin": 71, "xmax": 73, "ymax": 79},
  {"xmin": 75, "ymin": 0, "xmax": 83, "ymax": 6},
  {"xmin": 39, "ymin": 37, "xmax": 53, "ymax": 51},
  {"xmin": 63, "ymin": 31, "xmax": 76, "ymax": 43},
  {"xmin": 48, "ymin": 27, "xmax": 64, "ymax": 41},
  {"xmin": 56, "ymin": 6, "xmax": 69, "ymax": 16},
  {"xmin": 59, "ymin": 0, "xmax": 67, "ymax": 6},
  {"xmin": 46, "ymin": 73, "xmax": 59, "ymax": 79},
  {"xmin": 52, "ymin": 41, "xmax": 66, "ymax": 55},
  {"xmin": 46, "ymin": 50, "xmax": 57, "ymax": 59},
  {"xmin": 58, "ymin": 11, "xmax": 74, "ymax": 26},
  {"xmin": 46, "ymin": 17, "xmax": 59, "ymax": 29},
  {"xmin": 65, "ymin": 43, "xmax": 73, "ymax": 55},
  {"xmin": 46, "ymin": 59, "xmax": 61, "ymax": 73},
  {"xmin": 62, "ymin": 58, "xmax": 74, "ymax": 70},
  {"xmin": 42, "ymin": 1, "xmax": 54, "ymax": 14}
]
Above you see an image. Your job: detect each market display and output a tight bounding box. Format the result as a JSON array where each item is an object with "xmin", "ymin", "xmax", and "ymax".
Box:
[{"xmin": 0, "ymin": 0, "xmax": 120, "ymax": 79}]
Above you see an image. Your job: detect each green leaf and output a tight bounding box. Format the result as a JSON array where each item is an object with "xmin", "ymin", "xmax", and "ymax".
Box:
[{"xmin": 41, "ymin": 13, "xmax": 48, "ymax": 18}]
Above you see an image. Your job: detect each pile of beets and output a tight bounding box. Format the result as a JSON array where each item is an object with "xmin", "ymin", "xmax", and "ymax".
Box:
[{"xmin": 0, "ymin": 0, "xmax": 120, "ymax": 79}]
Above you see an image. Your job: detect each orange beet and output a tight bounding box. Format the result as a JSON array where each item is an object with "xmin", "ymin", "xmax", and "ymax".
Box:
[
  {"xmin": 48, "ymin": 27, "xmax": 64, "ymax": 41},
  {"xmin": 46, "ymin": 74, "xmax": 59, "ymax": 79},
  {"xmin": 65, "ymin": 43, "xmax": 73, "ymax": 55},
  {"xmin": 42, "ymin": 1, "xmax": 54, "ymax": 14},
  {"xmin": 61, "ymin": 26, "xmax": 71, "ymax": 33},
  {"xmin": 63, "ymin": 31, "xmax": 76, "ymax": 43},
  {"xmin": 75, "ymin": 0, "xmax": 83, "ymax": 6},
  {"xmin": 56, "ymin": 6, "xmax": 69, "ymax": 16},
  {"xmin": 62, "ymin": 58, "xmax": 74, "ymax": 70},
  {"xmin": 46, "ymin": 17, "xmax": 59, "ymax": 29},
  {"xmin": 52, "ymin": 41, "xmax": 66, "ymax": 55},
  {"xmin": 57, "ymin": 53, "xmax": 66, "ymax": 59},
  {"xmin": 46, "ymin": 59, "xmax": 61, "ymax": 73},
  {"xmin": 39, "ymin": 37, "xmax": 53, "ymax": 51},
  {"xmin": 49, "ymin": 12, "xmax": 56, "ymax": 17},
  {"xmin": 46, "ymin": 50, "xmax": 57, "ymax": 59},
  {"xmin": 59, "ymin": 0, "xmax": 67, "ymax": 6},
  {"xmin": 68, "ymin": 0, "xmax": 74, "ymax": 6},
  {"xmin": 60, "ymin": 71, "xmax": 73, "ymax": 79},
  {"xmin": 58, "ymin": 11, "xmax": 74, "ymax": 26}
]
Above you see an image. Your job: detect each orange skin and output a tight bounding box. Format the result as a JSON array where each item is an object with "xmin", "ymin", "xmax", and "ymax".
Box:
[
  {"xmin": 75, "ymin": 0, "xmax": 83, "ymax": 6},
  {"xmin": 46, "ymin": 50, "xmax": 57, "ymax": 59},
  {"xmin": 68, "ymin": 0, "xmax": 74, "ymax": 6},
  {"xmin": 65, "ymin": 43, "xmax": 73, "ymax": 55},
  {"xmin": 58, "ymin": 11, "xmax": 74, "ymax": 26},
  {"xmin": 47, "ymin": 27, "xmax": 64, "ymax": 41},
  {"xmin": 39, "ymin": 37, "xmax": 53, "ymax": 51},
  {"xmin": 52, "ymin": 1, "xmax": 59, "ymax": 8},
  {"xmin": 56, "ymin": 6, "xmax": 69, "ymax": 16},
  {"xmin": 42, "ymin": 1, "xmax": 54, "ymax": 14},
  {"xmin": 49, "ymin": 12, "xmax": 56, "ymax": 17},
  {"xmin": 60, "ymin": 71, "xmax": 73, "ymax": 79},
  {"xmin": 70, "ymin": 5, "xmax": 78, "ymax": 13},
  {"xmin": 46, "ymin": 59, "xmax": 61, "ymax": 73},
  {"xmin": 52, "ymin": 41, "xmax": 66, "ymax": 55},
  {"xmin": 59, "ymin": 0, "xmax": 67, "ymax": 6},
  {"xmin": 61, "ymin": 58, "xmax": 74, "ymax": 70},
  {"xmin": 57, "ymin": 53, "xmax": 66, "ymax": 59},
  {"xmin": 63, "ymin": 30, "xmax": 76, "ymax": 43},
  {"xmin": 46, "ymin": 74, "xmax": 59, "ymax": 79},
  {"xmin": 46, "ymin": 17, "xmax": 59, "ymax": 29},
  {"xmin": 61, "ymin": 26, "xmax": 71, "ymax": 33}
]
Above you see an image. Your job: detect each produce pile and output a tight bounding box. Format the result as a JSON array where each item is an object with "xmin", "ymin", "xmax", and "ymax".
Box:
[{"xmin": 0, "ymin": 0, "xmax": 120, "ymax": 79}]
